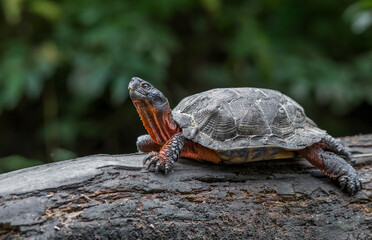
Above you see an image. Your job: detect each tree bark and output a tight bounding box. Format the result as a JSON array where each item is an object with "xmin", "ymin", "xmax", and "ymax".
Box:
[{"xmin": 0, "ymin": 134, "xmax": 371, "ymax": 239}]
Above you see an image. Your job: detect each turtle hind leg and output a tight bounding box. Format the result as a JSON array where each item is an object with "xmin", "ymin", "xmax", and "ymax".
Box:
[
  {"xmin": 143, "ymin": 132, "xmax": 186, "ymax": 174},
  {"xmin": 298, "ymin": 144, "xmax": 362, "ymax": 195},
  {"xmin": 136, "ymin": 134, "xmax": 162, "ymax": 152},
  {"xmin": 320, "ymin": 135, "xmax": 356, "ymax": 164}
]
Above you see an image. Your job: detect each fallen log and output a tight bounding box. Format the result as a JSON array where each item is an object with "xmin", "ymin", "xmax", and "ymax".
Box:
[{"xmin": 0, "ymin": 134, "xmax": 371, "ymax": 239}]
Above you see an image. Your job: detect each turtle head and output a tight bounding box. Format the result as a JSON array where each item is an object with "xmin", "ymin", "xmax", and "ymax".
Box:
[
  {"xmin": 129, "ymin": 77, "xmax": 180, "ymax": 144},
  {"xmin": 129, "ymin": 77, "xmax": 168, "ymax": 110}
]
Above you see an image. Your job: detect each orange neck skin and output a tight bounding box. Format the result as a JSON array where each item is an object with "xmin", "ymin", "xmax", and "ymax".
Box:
[
  {"xmin": 132, "ymin": 99, "xmax": 181, "ymax": 145},
  {"xmin": 133, "ymin": 97, "xmax": 221, "ymax": 164}
]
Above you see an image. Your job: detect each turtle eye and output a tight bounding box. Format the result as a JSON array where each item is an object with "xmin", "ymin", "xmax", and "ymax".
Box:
[{"xmin": 141, "ymin": 83, "xmax": 151, "ymax": 90}]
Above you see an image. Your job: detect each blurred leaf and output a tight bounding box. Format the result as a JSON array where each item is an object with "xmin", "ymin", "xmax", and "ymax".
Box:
[
  {"xmin": 344, "ymin": 2, "xmax": 372, "ymax": 34},
  {"xmin": 51, "ymin": 148, "xmax": 77, "ymax": 162},
  {"xmin": 29, "ymin": 0, "xmax": 61, "ymax": 21},
  {"xmin": 0, "ymin": 46, "xmax": 27, "ymax": 110},
  {"xmin": 0, "ymin": 155, "xmax": 44, "ymax": 173},
  {"xmin": 199, "ymin": 0, "xmax": 221, "ymax": 14},
  {"xmin": 1, "ymin": 0, "xmax": 24, "ymax": 24},
  {"xmin": 36, "ymin": 41, "xmax": 60, "ymax": 65},
  {"xmin": 0, "ymin": 43, "xmax": 56, "ymax": 109}
]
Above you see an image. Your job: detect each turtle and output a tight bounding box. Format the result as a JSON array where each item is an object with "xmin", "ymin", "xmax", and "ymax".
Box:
[{"xmin": 128, "ymin": 77, "xmax": 362, "ymax": 195}]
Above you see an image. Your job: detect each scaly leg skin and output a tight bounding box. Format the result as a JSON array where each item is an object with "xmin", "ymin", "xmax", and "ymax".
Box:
[
  {"xmin": 298, "ymin": 143, "xmax": 362, "ymax": 195},
  {"xmin": 320, "ymin": 135, "xmax": 355, "ymax": 164},
  {"xmin": 136, "ymin": 134, "xmax": 162, "ymax": 152},
  {"xmin": 143, "ymin": 132, "xmax": 186, "ymax": 174}
]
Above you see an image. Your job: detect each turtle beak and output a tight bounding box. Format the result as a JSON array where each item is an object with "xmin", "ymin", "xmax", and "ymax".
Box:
[
  {"xmin": 129, "ymin": 77, "xmax": 147, "ymax": 98},
  {"xmin": 128, "ymin": 77, "xmax": 143, "ymax": 90}
]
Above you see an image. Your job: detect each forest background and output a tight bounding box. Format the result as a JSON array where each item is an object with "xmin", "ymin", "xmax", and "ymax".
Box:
[{"xmin": 0, "ymin": 0, "xmax": 371, "ymax": 173}]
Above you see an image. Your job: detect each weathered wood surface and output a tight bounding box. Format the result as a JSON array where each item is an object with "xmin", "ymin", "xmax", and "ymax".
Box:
[{"xmin": 0, "ymin": 134, "xmax": 371, "ymax": 239}]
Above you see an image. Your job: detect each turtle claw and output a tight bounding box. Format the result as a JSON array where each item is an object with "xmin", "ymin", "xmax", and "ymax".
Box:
[
  {"xmin": 143, "ymin": 152, "xmax": 157, "ymax": 166},
  {"xmin": 147, "ymin": 158, "xmax": 158, "ymax": 170},
  {"xmin": 143, "ymin": 152, "xmax": 173, "ymax": 174},
  {"xmin": 338, "ymin": 174, "xmax": 362, "ymax": 195}
]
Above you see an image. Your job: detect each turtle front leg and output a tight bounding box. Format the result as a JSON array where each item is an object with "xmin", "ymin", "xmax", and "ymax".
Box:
[
  {"xmin": 136, "ymin": 134, "xmax": 162, "ymax": 152},
  {"xmin": 298, "ymin": 144, "xmax": 362, "ymax": 195},
  {"xmin": 143, "ymin": 132, "xmax": 186, "ymax": 174},
  {"xmin": 319, "ymin": 135, "xmax": 356, "ymax": 164}
]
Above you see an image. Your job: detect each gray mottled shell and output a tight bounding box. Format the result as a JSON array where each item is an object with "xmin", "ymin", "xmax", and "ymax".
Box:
[{"xmin": 172, "ymin": 88, "xmax": 326, "ymax": 151}]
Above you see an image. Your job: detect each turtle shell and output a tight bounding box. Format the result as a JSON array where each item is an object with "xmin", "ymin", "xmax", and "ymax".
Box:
[{"xmin": 172, "ymin": 88, "xmax": 326, "ymax": 151}]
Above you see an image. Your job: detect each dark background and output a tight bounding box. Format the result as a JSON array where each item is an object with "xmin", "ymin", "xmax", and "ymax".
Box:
[{"xmin": 0, "ymin": 0, "xmax": 371, "ymax": 173}]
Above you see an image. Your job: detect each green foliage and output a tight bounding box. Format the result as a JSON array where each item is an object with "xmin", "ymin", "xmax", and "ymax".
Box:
[
  {"xmin": 0, "ymin": 0, "xmax": 371, "ymax": 172},
  {"xmin": 0, "ymin": 155, "xmax": 44, "ymax": 174},
  {"xmin": 345, "ymin": 0, "xmax": 372, "ymax": 34}
]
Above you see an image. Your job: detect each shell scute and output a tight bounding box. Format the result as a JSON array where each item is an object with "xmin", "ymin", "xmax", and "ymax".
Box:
[
  {"xmin": 195, "ymin": 106, "xmax": 237, "ymax": 141},
  {"xmin": 238, "ymin": 105, "xmax": 271, "ymax": 136},
  {"xmin": 270, "ymin": 106, "xmax": 294, "ymax": 138}
]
